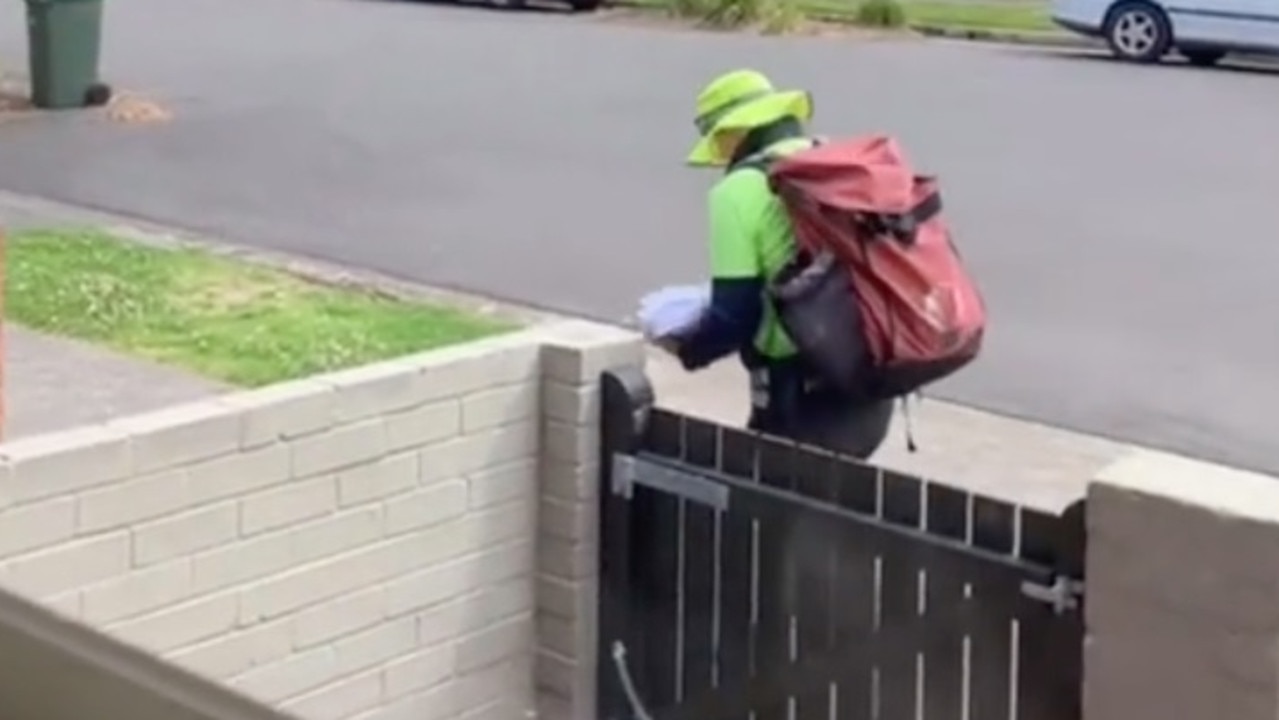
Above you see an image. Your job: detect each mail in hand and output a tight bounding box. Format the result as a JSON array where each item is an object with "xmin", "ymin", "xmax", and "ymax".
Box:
[{"xmin": 636, "ymin": 284, "xmax": 710, "ymax": 340}]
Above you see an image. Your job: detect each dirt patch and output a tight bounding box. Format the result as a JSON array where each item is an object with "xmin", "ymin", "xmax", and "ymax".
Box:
[
  {"xmin": 179, "ymin": 277, "xmax": 284, "ymax": 314},
  {"xmin": 0, "ymin": 92, "xmax": 31, "ymax": 112},
  {"xmin": 104, "ymin": 92, "xmax": 174, "ymax": 125},
  {"xmin": 171, "ymin": 263, "xmax": 301, "ymax": 315},
  {"xmin": 0, "ymin": 73, "xmax": 172, "ymax": 124},
  {"xmin": 0, "ymin": 74, "xmax": 35, "ymax": 122}
]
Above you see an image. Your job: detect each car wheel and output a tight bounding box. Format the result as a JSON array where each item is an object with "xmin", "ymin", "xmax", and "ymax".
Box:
[
  {"xmin": 1180, "ymin": 48, "xmax": 1226, "ymax": 66},
  {"xmin": 1104, "ymin": 1, "xmax": 1172, "ymax": 63},
  {"xmin": 569, "ymin": 0, "xmax": 601, "ymax": 10}
]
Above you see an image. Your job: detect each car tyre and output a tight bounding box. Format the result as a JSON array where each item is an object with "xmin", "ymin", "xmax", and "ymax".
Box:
[
  {"xmin": 1103, "ymin": 1, "xmax": 1172, "ymax": 63},
  {"xmin": 1180, "ymin": 48, "xmax": 1226, "ymax": 66},
  {"xmin": 569, "ymin": 0, "xmax": 601, "ymax": 10}
]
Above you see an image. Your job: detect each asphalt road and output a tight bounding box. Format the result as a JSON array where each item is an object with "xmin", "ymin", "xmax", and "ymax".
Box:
[{"xmin": 1, "ymin": 0, "xmax": 1278, "ymax": 473}]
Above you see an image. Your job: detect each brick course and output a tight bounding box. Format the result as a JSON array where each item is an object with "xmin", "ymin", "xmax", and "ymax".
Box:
[
  {"xmin": 7, "ymin": 316, "xmax": 1278, "ymax": 719},
  {"xmin": 0, "ymin": 321, "xmax": 642, "ymax": 720}
]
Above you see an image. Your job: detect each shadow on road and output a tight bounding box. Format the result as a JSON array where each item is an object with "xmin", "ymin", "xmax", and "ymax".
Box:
[{"xmin": 998, "ymin": 45, "xmax": 1279, "ymax": 76}]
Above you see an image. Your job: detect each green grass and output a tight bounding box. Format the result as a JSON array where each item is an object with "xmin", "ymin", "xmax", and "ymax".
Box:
[
  {"xmin": 900, "ymin": 1, "xmax": 1054, "ymax": 31},
  {"xmin": 6, "ymin": 229, "xmax": 516, "ymax": 387},
  {"xmin": 624, "ymin": 0, "xmax": 1056, "ymax": 33}
]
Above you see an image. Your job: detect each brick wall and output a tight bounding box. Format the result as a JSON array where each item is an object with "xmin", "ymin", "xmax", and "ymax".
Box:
[
  {"xmin": 0, "ymin": 320, "xmax": 641, "ymax": 720},
  {"xmin": 11, "ymin": 314, "xmax": 1279, "ymax": 720},
  {"xmin": 1086, "ymin": 449, "xmax": 1279, "ymax": 720}
]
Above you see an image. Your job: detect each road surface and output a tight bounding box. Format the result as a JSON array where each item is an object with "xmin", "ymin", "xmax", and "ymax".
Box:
[{"xmin": 1, "ymin": 0, "xmax": 1278, "ymax": 473}]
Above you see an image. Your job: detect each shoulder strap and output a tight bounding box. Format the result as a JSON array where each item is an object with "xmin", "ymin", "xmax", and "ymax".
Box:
[
  {"xmin": 727, "ymin": 151, "xmax": 775, "ymax": 175},
  {"xmin": 727, "ymin": 137, "xmax": 823, "ymax": 176}
]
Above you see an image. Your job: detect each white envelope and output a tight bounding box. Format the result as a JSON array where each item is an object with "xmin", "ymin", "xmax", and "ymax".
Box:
[{"xmin": 636, "ymin": 284, "xmax": 710, "ymax": 340}]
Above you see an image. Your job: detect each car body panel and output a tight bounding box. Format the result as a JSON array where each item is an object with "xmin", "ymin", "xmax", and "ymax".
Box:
[
  {"xmin": 1051, "ymin": 0, "xmax": 1111, "ymax": 34},
  {"xmin": 1051, "ymin": 0, "xmax": 1279, "ymax": 55},
  {"xmin": 1165, "ymin": 0, "xmax": 1279, "ymax": 47}
]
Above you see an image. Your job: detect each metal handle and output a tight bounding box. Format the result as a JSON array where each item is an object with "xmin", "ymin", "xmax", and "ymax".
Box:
[{"xmin": 1020, "ymin": 575, "xmax": 1082, "ymax": 615}]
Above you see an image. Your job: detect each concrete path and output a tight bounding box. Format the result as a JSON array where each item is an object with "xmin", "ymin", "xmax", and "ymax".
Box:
[
  {"xmin": 0, "ymin": 0, "xmax": 1275, "ymax": 474},
  {"xmin": 4, "ymin": 326, "xmax": 227, "ymax": 439},
  {"xmin": 646, "ymin": 351, "xmax": 1124, "ymax": 511}
]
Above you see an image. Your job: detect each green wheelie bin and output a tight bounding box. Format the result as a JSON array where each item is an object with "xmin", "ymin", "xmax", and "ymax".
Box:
[{"xmin": 25, "ymin": 0, "xmax": 110, "ymax": 110}]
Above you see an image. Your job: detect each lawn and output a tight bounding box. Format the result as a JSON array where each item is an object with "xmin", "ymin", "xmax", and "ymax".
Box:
[
  {"xmin": 5, "ymin": 229, "xmax": 516, "ymax": 387},
  {"xmin": 621, "ymin": 0, "xmax": 1057, "ymax": 33},
  {"xmin": 899, "ymin": 1, "xmax": 1054, "ymax": 31}
]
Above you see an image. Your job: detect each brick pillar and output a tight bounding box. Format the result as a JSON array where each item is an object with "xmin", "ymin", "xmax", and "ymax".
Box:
[
  {"xmin": 532, "ymin": 320, "xmax": 644, "ymax": 720},
  {"xmin": 1085, "ymin": 450, "xmax": 1279, "ymax": 720}
]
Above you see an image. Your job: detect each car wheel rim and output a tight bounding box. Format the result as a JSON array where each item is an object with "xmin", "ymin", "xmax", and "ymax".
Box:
[{"xmin": 1113, "ymin": 10, "xmax": 1159, "ymax": 55}]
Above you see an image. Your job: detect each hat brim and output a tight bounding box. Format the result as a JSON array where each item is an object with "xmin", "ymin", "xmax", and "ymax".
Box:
[{"xmin": 686, "ymin": 90, "xmax": 812, "ymax": 167}]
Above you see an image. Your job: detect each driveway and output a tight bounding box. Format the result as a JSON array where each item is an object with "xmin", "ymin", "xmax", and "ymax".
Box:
[{"xmin": 1, "ymin": 0, "xmax": 1278, "ymax": 473}]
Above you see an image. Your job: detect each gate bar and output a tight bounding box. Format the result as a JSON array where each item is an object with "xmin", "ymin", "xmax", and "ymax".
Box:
[
  {"xmin": 629, "ymin": 451, "xmax": 1079, "ymax": 587},
  {"xmin": 611, "ymin": 455, "xmax": 730, "ymax": 511}
]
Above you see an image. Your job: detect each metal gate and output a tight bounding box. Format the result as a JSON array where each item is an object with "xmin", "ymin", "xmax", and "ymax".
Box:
[{"xmin": 596, "ymin": 367, "xmax": 1086, "ymax": 720}]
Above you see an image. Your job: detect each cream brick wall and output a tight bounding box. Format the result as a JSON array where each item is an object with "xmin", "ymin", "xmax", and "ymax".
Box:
[
  {"xmin": 1086, "ymin": 450, "xmax": 1279, "ymax": 720},
  {"xmin": 0, "ymin": 320, "xmax": 642, "ymax": 720},
  {"xmin": 18, "ymin": 315, "xmax": 1279, "ymax": 720},
  {"xmin": 533, "ymin": 323, "xmax": 645, "ymax": 720}
]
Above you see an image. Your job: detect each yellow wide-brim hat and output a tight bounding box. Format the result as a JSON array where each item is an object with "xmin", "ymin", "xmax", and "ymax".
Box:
[{"xmin": 686, "ymin": 69, "xmax": 813, "ymax": 167}]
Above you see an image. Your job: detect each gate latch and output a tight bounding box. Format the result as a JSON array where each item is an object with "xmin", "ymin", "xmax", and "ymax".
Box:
[
  {"xmin": 611, "ymin": 455, "xmax": 730, "ymax": 511},
  {"xmin": 1020, "ymin": 575, "xmax": 1083, "ymax": 614}
]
